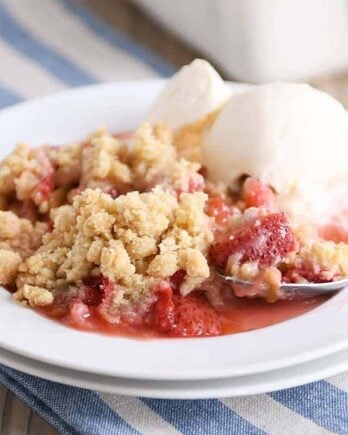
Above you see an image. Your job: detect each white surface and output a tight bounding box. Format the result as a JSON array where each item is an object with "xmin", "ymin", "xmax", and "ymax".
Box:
[
  {"xmin": 0, "ymin": 81, "xmax": 347, "ymax": 382},
  {"xmin": 134, "ymin": 0, "xmax": 348, "ymax": 82},
  {"xmin": 202, "ymin": 82, "xmax": 348, "ymax": 224},
  {"xmin": 2, "ymin": 345, "xmax": 348, "ymax": 399},
  {"xmin": 145, "ymin": 59, "xmax": 230, "ymax": 129}
]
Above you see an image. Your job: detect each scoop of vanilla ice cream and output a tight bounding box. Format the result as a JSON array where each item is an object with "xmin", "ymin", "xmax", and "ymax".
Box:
[
  {"xmin": 145, "ymin": 59, "xmax": 231, "ymax": 130},
  {"xmin": 202, "ymin": 82, "xmax": 348, "ymax": 223}
]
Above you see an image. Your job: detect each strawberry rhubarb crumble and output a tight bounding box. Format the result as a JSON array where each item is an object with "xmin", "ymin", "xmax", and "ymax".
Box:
[{"xmin": 1, "ymin": 60, "xmax": 347, "ymax": 338}]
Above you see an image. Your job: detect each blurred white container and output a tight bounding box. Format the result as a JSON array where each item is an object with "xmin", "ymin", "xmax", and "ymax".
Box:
[{"xmin": 134, "ymin": 0, "xmax": 348, "ymax": 82}]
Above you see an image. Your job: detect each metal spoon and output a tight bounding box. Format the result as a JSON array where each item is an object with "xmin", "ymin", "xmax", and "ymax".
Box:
[{"xmin": 217, "ymin": 272, "xmax": 348, "ymax": 299}]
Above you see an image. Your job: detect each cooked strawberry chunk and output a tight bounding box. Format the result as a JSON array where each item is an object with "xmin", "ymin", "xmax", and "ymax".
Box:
[
  {"xmin": 107, "ymin": 188, "xmax": 119, "ymax": 199},
  {"xmin": 187, "ymin": 177, "xmax": 205, "ymax": 193},
  {"xmin": 63, "ymin": 276, "xmax": 114, "ymax": 328},
  {"xmin": 170, "ymin": 270, "xmax": 186, "ymax": 292},
  {"xmin": 210, "ymin": 212, "xmax": 297, "ymax": 270},
  {"xmin": 242, "ymin": 177, "xmax": 277, "ymax": 210},
  {"xmin": 148, "ymin": 282, "xmax": 221, "ymax": 337},
  {"xmin": 150, "ymin": 282, "xmax": 175, "ymax": 332},
  {"xmin": 206, "ymin": 197, "xmax": 233, "ymax": 225},
  {"xmin": 68, "ymin": 300, "xmax": 94, "ymax": 329},
  {"xmin": 319, "ymin": 222, "xmax": 348, "ymax": 244},
  {"xmin": 32, "ymin": 174, "xmax": 55, "ymax": 205},
  {"xmin": 175, "ymin": 175, "xmax": 205, "ymax": 196},
  {"xmin": 80, "ymin": 276, "xmax": 105, "ymax": 306},
  {"xmin": 170, "ymin": 294, "xmax": 221, "ymax": 337}
]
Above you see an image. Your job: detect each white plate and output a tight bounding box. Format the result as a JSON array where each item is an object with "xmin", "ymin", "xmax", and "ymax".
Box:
[
  {"xmin": 0, "ymin": 81, "xmax": 348, "ymax": 382},
  {"xmin": 1, "ymin": 344, "xmax": 348, "ymax": 399}
]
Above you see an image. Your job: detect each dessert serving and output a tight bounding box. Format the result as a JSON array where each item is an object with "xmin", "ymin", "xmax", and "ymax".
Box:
[{"xmin": 0, "ymin": 60, "xmax": 347, "ymax": 339}]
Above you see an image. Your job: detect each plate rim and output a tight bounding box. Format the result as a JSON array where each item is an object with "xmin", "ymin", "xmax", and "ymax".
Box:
[{"xmin": 1, "ymin": 344, "xmax": 348, "ymax": 399}]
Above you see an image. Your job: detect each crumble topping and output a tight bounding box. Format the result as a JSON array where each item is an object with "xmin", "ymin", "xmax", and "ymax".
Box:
[
  {"xmin": 0, "ymin": 119, "xmax": 346, "ymax": 335},
  {"xmin": 16, "ymin": 186, "xmax": 212, "ymax": 316},
  {"xmin": 79, "ymin": 133, "xmax": 132, "ymax": 192},
  {"xmin": 6, "ymin": 123, "xmax": 214, "ymax": 319},
  {"xmin": 0, "ymin": 249, "xmax": 21, "ymax": 285},
  {"xmin": 14, "ymin": 284, "xmax": 54, "ymax": 307},
  {"xmin": 0, "ymin": 211, "xmax": 48, "ymax": 258},
  {"xmin": 0, "ymin": 143, "xmax": 55, "ymax": 200}
]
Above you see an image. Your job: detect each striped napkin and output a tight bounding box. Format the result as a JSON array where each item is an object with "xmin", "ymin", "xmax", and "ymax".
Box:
[{"xmin": 0, "ymin": 0, "xmax": 348, "ymax": 433}]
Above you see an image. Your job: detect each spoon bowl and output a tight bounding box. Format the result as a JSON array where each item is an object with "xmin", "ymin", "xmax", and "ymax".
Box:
[{"xmin": 217, "ymin": 272, "xmax": 348, "ymax": 299}]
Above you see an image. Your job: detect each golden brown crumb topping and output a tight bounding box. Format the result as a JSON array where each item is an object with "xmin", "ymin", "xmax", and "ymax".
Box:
[
  {"xmin": 16, "ymin": 187, "xmax": 212, "ymax": 313},
  {"xmin": 4, "ymin": 123, "xmax": 213, "ymax": 313},
  {"xmin": 0, "ymin": 249, "xmax": 21, "ymax": 285},
  {"xmin": 0, "ymin": 211, "xmax": 48, "ymax": 258},
  {"xmin": 14, "ymin": 284, "xmax": 54, "ymax": 307},
  {"xmin": 0, "ymin": 120, "xmax": 346, "ymax": 321}
]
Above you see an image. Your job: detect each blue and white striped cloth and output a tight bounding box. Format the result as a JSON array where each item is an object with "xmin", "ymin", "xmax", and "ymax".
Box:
[{"xmin": 0, "ymin": 0, "xmax": 348, "ymax": 433}]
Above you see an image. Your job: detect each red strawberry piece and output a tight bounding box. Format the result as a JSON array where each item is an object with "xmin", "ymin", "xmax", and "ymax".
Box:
[
  {"xmin": 319, "ymin": 222, "xmax": 348, "ymax": 244},
  {"xmin": 107, "ymin": 188, "xmax": 119, "ymax": 199},
  {"xmin": 210, "ymin": 212, "xmax": 297, "ymax": 270},
  {"xmin": 68, "ymin": 300, "xmax": 94, "ymax": 329},
  {"xmin": 206, "ymin": 197, "xmax": 233, "ymax": 225},
  {"xmin": 149, "ymin": 282, "xmax": 221, "ymax": 337},
  {"xmin": 242, "ymin": 177, "xmax": 277, "ymax": 210},
  {"xmin": 80, "ymin": 276, "xmax": 106, "ymax": 306},
  {"xmin": 170, "ymin": 270, "xmax": 186, "ymax": 292},
  {"xmin": 170, "ymin": 295, "xmax": 221, "ymax": 337},
  {"xmin": 66, "ymin": 276, "xmax": 113, "ymax": 327},
  {"xmin": 46, "ymin": 219, "xmax": 53, "ymax": 232},
  {"xmin": 147, "ymin": 281, "xmax": 175, "ymax": 332},
  {"xmin": 175, "ymin": 174, "xmax": 205, "ymax": 197},
  {"xmin": 32, "ymin": 174, "xmax": 55, "ymax": 204},
  {"xmin": 187, "ymin": 176, "xmax": 205, "ymax": 193}
]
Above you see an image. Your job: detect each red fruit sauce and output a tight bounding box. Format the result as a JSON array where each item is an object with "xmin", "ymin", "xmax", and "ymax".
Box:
[{"xmin": 38, "ymin": 290, "xmax": 327, "ymax": 340}]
